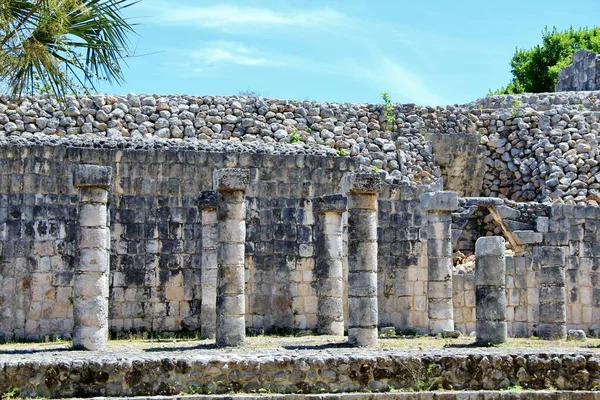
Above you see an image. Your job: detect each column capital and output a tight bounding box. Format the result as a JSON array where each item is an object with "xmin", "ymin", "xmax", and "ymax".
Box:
[
  {"xmin": 347, "ymin": 173, "xmax": 382, "ymax": 194},
  {"xmin": 73, "ymin": 165, "xmax": 112, "ymax": 189},
  {"xmin": 419, "ymin": 191, "xmax": 458, "ymax": 212},
  {"xmin": 199, "ymin": 190, "xmax": 218, "ymax": 210},
  {"xmin": 315, "ymin": 194, "xmax": 347, "ymax": 214},
  {"xmin": 213, "ymin": 169, "xmax": 249, "ymax": 192}
]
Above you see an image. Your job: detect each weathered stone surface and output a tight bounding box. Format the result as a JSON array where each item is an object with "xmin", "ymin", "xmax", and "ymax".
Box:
[
  {"xmin": 3, "ymin": 346, "xmax": 600, "ymax": 397},
  {"xmin": 213, "ymin": 168, "xmax": 249, "ymax": 192},
  {"xmin": 215, "ymin": 170, "xmax": 248, "ymax": 347},
  {"xmin": 73, "ymin": 164, "xmax": 112, "ymax": 188},
  {"xmin": 315, "ymin": 201, "xmax": 345, "ymax": 336},
  {"xmin": 347, "ymin": 183, "xmax": 379, "ymax": 346},
  {"xmin": 72, "ymin": 173, "xmax": 111, "ymax": 351},
  {"xmin": 420, "ymin": 191, "xmax": 459, "ymax": 212},
  {"xmin": 315, "ymin": 194, "xmax": 347, "ymax": 214},
  {"xmin": 347, "ymin": 172, "xmax": 383, "ymax": 194}
]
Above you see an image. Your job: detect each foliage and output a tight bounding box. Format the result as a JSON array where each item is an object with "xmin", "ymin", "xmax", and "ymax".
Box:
[
  {"xmin": 381, "ymin": 92, "xmax": 396, "ymax": 129},
  {"xmin": 490, "ymin": 26, "xmax": 600, "ymax": 95},
  {"xmin": 0, "ymin": 0, "xmax": 137, "ymax": 99},
  {"xmin": 1, "ymin": 388, "xmax": 19, "ymax": 400},
  {"xmin": 511, "ymin": 98, "xmax": 522, "ymax": 118},
  {"xmin": 289, "ymin": 128, "xmax": 300, "ymax": 143},
  {"xmin": 336, "ymin": 148, "xmax": 348, "ymax": 157}
]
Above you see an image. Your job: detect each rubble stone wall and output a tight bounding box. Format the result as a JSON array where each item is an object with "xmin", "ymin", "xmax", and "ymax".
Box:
[
  {"xmin": 2, "ymin": 349, "xmax": 600, "ymax": 397},
  {"xmin": 3, "ymin": 91, "xmax": 600, "ymax": 205}
]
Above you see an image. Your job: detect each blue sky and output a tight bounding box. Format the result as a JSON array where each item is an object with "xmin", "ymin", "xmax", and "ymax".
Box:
[{"xmin": 100, "ymin": 0, "xmax": 600, "ymax": 105}]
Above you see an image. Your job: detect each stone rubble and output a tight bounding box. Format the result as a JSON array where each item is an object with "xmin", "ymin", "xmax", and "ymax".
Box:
[{"xmin": 2, "ymin": 91, "xmax": 600, "ymax": 203}]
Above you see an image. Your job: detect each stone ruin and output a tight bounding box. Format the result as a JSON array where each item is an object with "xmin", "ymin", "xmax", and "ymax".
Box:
[
  {"xmin": 2, "ymin": 86, "xmax": 600, "ymax": 395},
  {"xmin": 1, "ymin": 88, "xmax": 600, "ymax": 348}
]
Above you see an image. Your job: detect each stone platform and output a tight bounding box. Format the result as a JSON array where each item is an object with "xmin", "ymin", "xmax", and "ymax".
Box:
[{"xmin": 2, "ymin": 337, "xmax": 600, "ymax": 398}]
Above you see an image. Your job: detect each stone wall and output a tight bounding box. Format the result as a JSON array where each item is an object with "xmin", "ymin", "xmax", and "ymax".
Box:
[
  {"xmin": 556, "ymin": 50, "xmax": 600, "ymax": 92},
  {"xmin": 0, "ymin": 136, "xmax": 437, "ymax": 340},
  {"xmin": 3, "ymin": 91, "xmax": 600, "ymax": 205},
  {"xmin": 2, "ymin": 347, "xmax": 600, "ymax": 397}
]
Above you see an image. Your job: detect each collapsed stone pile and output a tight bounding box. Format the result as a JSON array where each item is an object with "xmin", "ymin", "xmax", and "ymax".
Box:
[
  {"xmin": 0, "ymin": 94, "xmax": 437, "ymax": 185},
  {"xmin": 1, "ymin": 91, "xmax": 600, "ymax": 204}
]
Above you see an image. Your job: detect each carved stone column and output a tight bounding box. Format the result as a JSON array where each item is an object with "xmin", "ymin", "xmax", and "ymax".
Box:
[
  {"xmin": 72, "ymin": 164, "xmax": 112, "ymax": 350},
  {"xmin": 347, "ymin": 173, "xmax": 382, "ymax": 347},
  {"xmin": 315, "ymin": 194, "xmax": 346, "ymax": 336},
  {"xmin": 420, "ymin": 191, "xmax": 458, "ymax": 334},
  {"xmin": 214, "ymin": 169, "xmax": 249, "ymax": 347},
  {"xmin": 199, "ymin": 190, "xmax": 218, "ymax": 339},
  {"xmin": 475, "ymin": 236, "xmax": 507, "ymax": 345}
]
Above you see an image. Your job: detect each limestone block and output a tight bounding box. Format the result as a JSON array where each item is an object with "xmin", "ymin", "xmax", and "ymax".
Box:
[
  {"xmin": 315, "ymin": 194, "xmax": 347, "ymax": 214},
  {"xmin": 79, "ymin": 248, "xmax": 109, "ymax": 272},
  {"xmin": 216, "ymin": 295, "xmax": 245, "ymax": 316},
  {"xmin": 79, "ymin": 204, "xmax": 107, "ymax": 227},
  {"xmin": 79, "ymin": 228, "xmax": 108, "ymax": 249},
  {"xmin": 428, "ymin": 281, "xmax": 453, "ymax": 299},
  {"xmin": 347, "ymin": 272, "xmax": 377, "ymax": 297},
  {"xmin": 538, "ymin": 323, "xmax": 566, "ymax": 340},
  {"xmin": 476, "ymin": 287, "xmax": 507, "ymax": 321},
  {"xmin": 72, "ymin": 325, "xmax": 107, "ymax": 350},
  {"xmin": 348, "ymin": 297, "xmax": 378, "ymax": 327},
  {"xmin": 73, "ymin": 165, "xmax": 112, "ymax": 189},
  {"xmin": 216, "ymin": 315, "xmax": 245, "ymax": 347},
  {"xmin": 428, "ymin": 258, "xmax": 452, "ymax": 281},
  {"xmin": 346, "ymin": 172, "xmax": 382, "ymax": 194},
  {"xmin": 427, "ymin": 239, "xmax": 453, "ymax": 258},
  {"xmin": 213, "ymin": 168, "xmax": 249, "ymax": 192},
  {"xmin": 539, "ymin": 266, "xmax": 566, "ymax": 286},
  {"xmin": 347, "ymin": 327, "xmax": 378, "ymax": 347},
  {"xmin": 419, "ymin": 191, "xmax": 459, "ymax": 212},
  {"xmin": 73, "ymin": 274, "xmax": 109, "ymax": 298},
  {"xmin": 476, "ymin": 320, "xmax": 507, "ymax": 345},
  {"xmin": 198, "ymin": 190, "xmax": 218, "ymax": 209},
  {"xmin": 475, "ymin": 237, "xmax": 505, "ymax": 257}
]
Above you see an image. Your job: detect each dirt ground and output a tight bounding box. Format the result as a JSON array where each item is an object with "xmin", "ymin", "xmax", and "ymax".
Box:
[{"xmin": 1, "ymin": 334, "xmax": 599, "ymax": 354}]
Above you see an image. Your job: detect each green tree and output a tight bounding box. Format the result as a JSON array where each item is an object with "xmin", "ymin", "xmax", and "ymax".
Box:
[
  {"xmin": 490, "ymin": 26, "xmax": 600, "ymax": 95},
  {"xmin": 0, "ymin": 0, "xmax": 136, "ymax": 98}
]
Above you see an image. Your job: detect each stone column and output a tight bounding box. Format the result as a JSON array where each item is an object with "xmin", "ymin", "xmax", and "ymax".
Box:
[
  {"xmin": 419, "ymin": 191, "xmax": 458, "ymax": 335},
  {"xmin": 199, "ymin": 190, "xmax": 218, "ymax": 339},
  {"xmin": 72, "ymin": 165, "xmax": 112, "ymax": 351},
  {"xmin": 537, "ymin": 246, "xmax": 567, "ymax": 340},
  {"xmin": 214, "ymin": 169, "xmax": 249, "ymax": 347},
  {"xmin": 475, "ymin": 237, "xmax": 507, "ymax": 345},
  {"xmin": 315, "ymin": 194, "xmax": 347, "ymax": 336},
  {"xmin": 347, "ymin": 173, "xmax": 382, "ymax": 347}
]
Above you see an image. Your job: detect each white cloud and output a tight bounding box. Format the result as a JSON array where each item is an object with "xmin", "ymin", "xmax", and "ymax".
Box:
[
  {"xmin": 340, "ymin": 57, "xmax": 447, "ymax": 105},
  {"xmin": 187, "ymin": 41, "xmax": 276, "ymax": 67},
  {"xmin": 143, "ymin": 2, "xmax": 348, "ymax": 31}
]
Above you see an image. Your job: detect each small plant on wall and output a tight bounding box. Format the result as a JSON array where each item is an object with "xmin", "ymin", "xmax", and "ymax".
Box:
[{"xmin": 381, "ymin": 92, "xmax": 397, "ymax": 131}]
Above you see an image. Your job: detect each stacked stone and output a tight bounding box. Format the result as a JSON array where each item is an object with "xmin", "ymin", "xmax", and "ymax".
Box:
[
  {"xmin": 314, "ymin": 194, "xmax": 347, "ymax": 336},
  {"xmin": 347, "ymin": 172, "xmax": 382, "ymax": 347},
  {"xmin": 72, "ymin": 165, "xmax": 112, "ymax": 351},
  {"xmin": 3, "ymin": 91, "xmax": 600, "ymax": 202},
  {"xmin": 556, "ymin": 50, "xmax": 600, "ymax": 91},
  {"xmin": 199, "ymin": 190, "xmax": 218, "ymax": 340},
  {"xmin": 420, "ymin": 191, "xmax": 459, "ymax": 334},
  {"xmin": 536, "ymin": 246, "xmax": 567, "ymax": 340},
  {"xmin": 214, "ymin": 169, "xmax": 249, "ymax": 347},
  {"xmin": 475, "ymin": 236, "xmax": 507, "ymax": 345}
]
